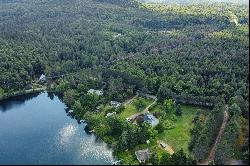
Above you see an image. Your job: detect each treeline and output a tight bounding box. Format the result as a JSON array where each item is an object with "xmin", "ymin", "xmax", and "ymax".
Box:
[
  {"xmin": 188, "ymin": 101, "xmax": 224, "ymax": 161},
  {"xmin": 214, "ymin": 100, "xmax": 249, "ymax": 165},
  {"xmin": 189, "ymin": 96, "xmax": 249, "ymax": 164}
]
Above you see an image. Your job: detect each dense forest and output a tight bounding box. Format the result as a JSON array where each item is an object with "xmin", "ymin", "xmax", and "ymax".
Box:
[{"xmin": 0, "ymin": 0, "xmax": 249, "ymax": 165}]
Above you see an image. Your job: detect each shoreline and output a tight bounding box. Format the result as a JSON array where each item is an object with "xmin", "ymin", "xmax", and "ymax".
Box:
[{"xmin": 0, "ymin": 88, "xmax": 46, "ymax": 102}]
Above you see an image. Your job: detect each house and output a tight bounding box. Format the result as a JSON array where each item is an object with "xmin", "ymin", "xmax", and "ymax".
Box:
[
  {"xmin": 106, "ymin": 112, "xmax": 116, "ymax": 118},
  {"xmin": 88, "ymin": 89, "xmax": 103, "ymax": 96},
  {"xmin": 39, "ymin": 74, "xmax": 46, "ymax": 83},
  {"xmin": 143, "ymin": 114, "xmax": 159, "ymax": 127},
  {"xmin": 110, "ymin": 101, "xmax": 121, "ymax": 108},
  {"xmin": 135, "ymin": 148, "xmax": 150, "ymax": 163}
]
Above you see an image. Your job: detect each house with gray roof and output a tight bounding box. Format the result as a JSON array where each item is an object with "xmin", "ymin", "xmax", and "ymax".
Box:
[
  {"xmin": 143, "ymin": 113, "xmax": 159, "ymax": 127},
  {"xmin": 135, "ymin": 148, "xmax": 150, "ymax": 163}
]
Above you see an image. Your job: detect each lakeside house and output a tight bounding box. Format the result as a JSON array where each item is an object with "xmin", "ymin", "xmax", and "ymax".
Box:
[
  {"xmin": 88, "ymin": 89, "xmax": 103, "ymax": 96},
  {"xmin": 143, "ymin": 113, "xmax": 159, "ymax": 127},
  {"xmin": 135, "ymin": 148, "xmax": 150, "ymax": 163},
  {"xmin": 39, "ymin": 74, "xmax": 46, "ymax": 83},
  {"xmin": 110, "ymin": 101, "xmax": 121, "ymax": 108}
]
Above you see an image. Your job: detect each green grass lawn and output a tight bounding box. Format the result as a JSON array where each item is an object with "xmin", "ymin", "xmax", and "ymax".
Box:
[
  {"xmin": 157, "ymin": 105, "xmax": 208, "ymax": 154},
  {"xmin": 119, "ymin": 97, "xmax": 154, "ymax": 119}
]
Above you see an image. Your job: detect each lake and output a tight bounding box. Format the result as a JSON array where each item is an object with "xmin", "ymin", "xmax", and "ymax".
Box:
[{"xmin": 0, "ymin": 91, "xmax": 115, "ymax": 165}]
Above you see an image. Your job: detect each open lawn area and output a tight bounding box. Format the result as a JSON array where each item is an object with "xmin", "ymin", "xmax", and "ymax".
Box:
[
  {"xmin": 157, "ymin": 105, "xmax": 208, "ymax": 153},
  {"xmin": 119, "ymin": 97, "xmax": 154, "ymax": 119}
]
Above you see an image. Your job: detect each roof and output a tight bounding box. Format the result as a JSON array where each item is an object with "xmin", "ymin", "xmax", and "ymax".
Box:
[
  {"xmin": 110, "ymin": 101, "xmax": 121, "ymax": 108},
  {"xmin": 39, "ymin": 74, "xmax": 46, "ymax": 81},
  {"xmin": 144, "ymin": 114, "xmax": 159, "ymax": 127},
  {"xmin": 88, "ymin": 89, "xmax": 103, "ymax": 96},
  {"xmin": 135, "ymin": 148, "xmax": 150, "ymax": 163},
  {"xmin": 111, "ymin": 101, "xmax": 121, "ymax": 105}
]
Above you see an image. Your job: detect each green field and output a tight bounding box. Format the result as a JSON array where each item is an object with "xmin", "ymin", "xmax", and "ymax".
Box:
[
  {"xmin": 119, "ymin": 97, "xmax": 154, "ymax": 119},
  {"xmin": 157, "ymin": 105, "xmax": 208, "ymax": 153}
]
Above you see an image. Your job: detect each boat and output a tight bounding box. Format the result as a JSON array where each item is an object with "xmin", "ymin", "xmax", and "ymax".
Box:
[{"xmin": 68, "ymin": 110, "xmax": 74, "ymax": 113}]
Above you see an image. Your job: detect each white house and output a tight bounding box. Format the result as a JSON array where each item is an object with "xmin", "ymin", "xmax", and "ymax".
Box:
[
  {"xmin": 39, "ymin": 74, "xmax": 46, "ymax": 83},
  {"xmin": 88, "ymin": 89, "xmax": 103, "ymax": 96}
]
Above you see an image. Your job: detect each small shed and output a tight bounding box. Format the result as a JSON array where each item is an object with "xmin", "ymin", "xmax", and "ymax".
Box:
[{"xmin": 135, "ymin": 148, "xmax": 150, "ymax": 163}]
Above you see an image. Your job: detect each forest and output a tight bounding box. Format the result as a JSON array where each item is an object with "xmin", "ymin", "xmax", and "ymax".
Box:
[{"xmin": 0, "ymin": 0, "xmax": 249, "ymax": 165}]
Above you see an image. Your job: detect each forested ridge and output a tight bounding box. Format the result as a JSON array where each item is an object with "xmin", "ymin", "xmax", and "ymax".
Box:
[{"xmin": 0, "ymin": 0, "xmax": 249, "ymax": 165}]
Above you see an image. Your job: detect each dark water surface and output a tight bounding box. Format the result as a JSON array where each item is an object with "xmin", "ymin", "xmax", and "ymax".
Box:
[{"xmin": 0, "ymin": 92, "xmax": 114, "ymax": 165}]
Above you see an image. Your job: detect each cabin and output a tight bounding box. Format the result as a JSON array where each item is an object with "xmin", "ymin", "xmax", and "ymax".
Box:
[
  {"xmin": 143, "ymin": 114, "xmax": 159, "ymax": 127},
  {"xmin": 110, "ymin": 101, "xmax": 121, "ymax": 108},
  {"xmin": 88, "ymin": 89, "xmax": 103, "ymax": 96},
  {"xmin": 39, "ymin": 74, "xmax": 46, "ymax": 83},
  {"xmin": 135, "ymin": 148, "xmax": 150, "ymax": 163}
]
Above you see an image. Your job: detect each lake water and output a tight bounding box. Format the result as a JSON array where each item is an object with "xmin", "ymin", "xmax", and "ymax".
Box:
[{"xmin": 0, "ymin": 92, "xmax": 115, "ymax": 165}]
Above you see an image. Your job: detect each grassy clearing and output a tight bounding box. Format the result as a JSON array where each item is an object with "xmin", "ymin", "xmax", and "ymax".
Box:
[
  {"xmin": 156, "ymin": 105, "xmax": 208, "ymax": 153},
  {"xmin": 119, "ymin": 97, "xmax": 154, "ymax": 119}
]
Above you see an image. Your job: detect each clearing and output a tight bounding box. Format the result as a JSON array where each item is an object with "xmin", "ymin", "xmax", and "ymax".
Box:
[
  {"xmin": 119, "ymin": 97, "xmax": 154, "ymax": 119},
  {"xmin": 156, "ymin": 105, "xmax": 208, "ymax": 153}
]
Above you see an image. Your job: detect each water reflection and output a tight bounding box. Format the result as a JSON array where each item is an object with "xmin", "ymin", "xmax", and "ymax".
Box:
[
  {"xmin": 78, "ymin": 134, "xmax": 114, "ymax": 162},
  {"xmin": 0, "ymin": 91, "xmax": 115, "ymax": 165},
  {"xmin": 0, "ymin": 92, "xmax": 41, "ymax": 112},
  {"xmin": 57, "ymin": 123, "xmax": 77, "ymax": 147}
]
